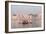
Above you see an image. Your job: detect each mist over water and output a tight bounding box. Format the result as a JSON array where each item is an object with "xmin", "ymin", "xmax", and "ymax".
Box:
[{"xmin": 11, "ymin": 13, "xmax": 42, "ymax": 28}]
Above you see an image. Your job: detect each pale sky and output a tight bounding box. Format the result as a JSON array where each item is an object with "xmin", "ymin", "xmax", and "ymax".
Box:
[{"xmin": 11, "ymin": 5, "xmax": 42, "ymax": 15}]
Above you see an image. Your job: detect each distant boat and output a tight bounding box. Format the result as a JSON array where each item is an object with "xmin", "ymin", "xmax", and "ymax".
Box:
[
  {"xmin": 28, "ymin": 14, "xmax": 32, "ymax": 15},
  {"xmin": 28, "ymin": 14, "xmax": 37, "ymax": 16},
  {"xmin": 22, "ymin": 20, "xmax": 28, "ymax": 24},
  {"xmin": 13, "ymin": 14, "xmax": 16, "ymax": 16}
]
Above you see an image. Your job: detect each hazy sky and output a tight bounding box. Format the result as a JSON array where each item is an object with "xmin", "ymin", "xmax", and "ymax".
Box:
[{"xmin": 11, "ymin": 5, "xmax": 42, "ymax": 15}]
